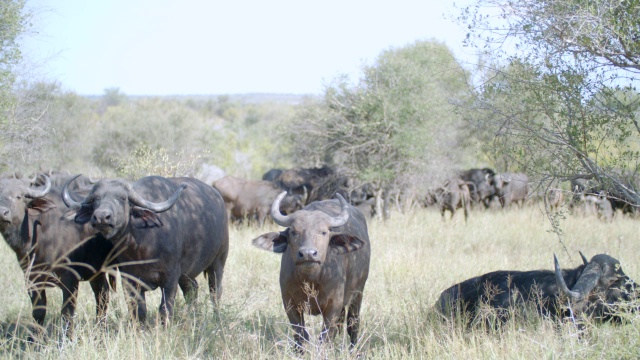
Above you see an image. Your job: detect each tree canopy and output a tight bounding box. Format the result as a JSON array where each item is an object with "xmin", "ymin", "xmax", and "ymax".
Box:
[
  {"xmin": 0, "ymin": 0, "xmax": 28, "ymax": 122},
  {"xmin": 458, "ymin": 0, "xmax": 640, "ymax": 209},
  {"xmin": 287, "ymin": 40, "xmax": 472, "ymax": 215}
]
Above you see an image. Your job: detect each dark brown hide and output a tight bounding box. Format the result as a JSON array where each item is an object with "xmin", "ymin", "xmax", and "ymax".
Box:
[
  {"xmin": 213, "ymin": 176, "xmax": 303, "ymax": 225},
  {"xmin": 0, "ymin": 176, "xmax": 113, "ymax": 334},
  {"xmin": 64, "ymin": 176, "xmax": 229, "ymax": 323},
  {"xmin": 437, "ymin": 253, "xmax": 636, "ymax": 324},
  {"xmin": 436, "ymin": 178, "xmax": 472, "ymax": 222},
  {"xmin": 252, "ymin": 193, "xmax": 371, "ymax": 349}
]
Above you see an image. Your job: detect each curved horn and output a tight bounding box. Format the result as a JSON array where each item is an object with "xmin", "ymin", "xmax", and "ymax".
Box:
[
  {"xmin": 271, "ymin": 191, "xmax": 294, "ymax": 227},
  {"xmin": 579, "ymin": 251, "xmax": 588, "ymax": 265},
  {"xmin": 62, "ymin": 174, "xmax": 85, "ymax": 208},
  {"xmin": 25, "ymin": 174, "xmax": 51, "ymax": 199},
  {"xmin": 28, "ymin": 173, "xmax": 39, "ymax": 185},
  {"xmin": 126, "ymin": 182, "xmax": 187, "ymax": 213},
  {"xmin": 329, "ymin": 193, "xmax": 350, "ymax": 228},
  {"xmin": 569, "ymin": 260, "xmax": 603, "ymax": 299},
  {"xmin": 554, "ymin": 254, "xmax": 582, "ymax": 301}
]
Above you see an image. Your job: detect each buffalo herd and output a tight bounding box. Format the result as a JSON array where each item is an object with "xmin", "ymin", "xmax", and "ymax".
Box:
[{"xmin": 0, "ymin": 167, "xmax": 637, "ymax": 351}]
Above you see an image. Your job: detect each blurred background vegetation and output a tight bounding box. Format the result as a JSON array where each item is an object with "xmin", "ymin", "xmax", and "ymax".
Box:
[{"xmin": 2, "ymin": 0, "xmax": 640, "ymax": 208}]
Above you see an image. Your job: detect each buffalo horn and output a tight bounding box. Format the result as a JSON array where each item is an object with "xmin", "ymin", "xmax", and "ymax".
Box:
[
  {"xmin": 579, "ymin": 251, "xmax": 588, "ymax": 265},
  {"xmin": 25, "ymin": 174, "xmax": 51, "ymax": 199},
  {"xmin": 568, "ymin": 260, "xmax": 602, "ymax": 300},
  {"xmin": 271, "ymin": 191, "xmax": 293, "ymax": 227},
  {"xmin": 61, "ymin": 174, "xmax": 85, "ymax": 207},
  {"xmin": 554, "ymin": 254, "xmax": 582, "ymax": 301},
  {"xmin": 329, "ymin": 193, "xmax": 350, "ymax": 228},
  {"xmin": 126, "ymin": 182, "xmax": 187, "ymax": 213}
]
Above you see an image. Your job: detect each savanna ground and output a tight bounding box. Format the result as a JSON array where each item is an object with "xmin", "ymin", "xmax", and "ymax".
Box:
[{"xmin": 0, "ymin": 204, "xmax": 638, "ymax": 359}]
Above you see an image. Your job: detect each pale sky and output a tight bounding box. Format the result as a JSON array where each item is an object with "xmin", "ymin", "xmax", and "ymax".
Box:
[{"xmin": 22, "ymin": 0, "xmax": 477, "ymax": 96}]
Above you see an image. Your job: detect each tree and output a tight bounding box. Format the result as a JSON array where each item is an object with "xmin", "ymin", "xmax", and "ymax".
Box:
[
  {"xmin": 457, "ymin": 0, "xmax": 640, "ymax": 211},
  {"xmin": 0, "ymin": 0, "xmax": 28, "ymax": 121},
  {"xmin": 0, "ymin": 0, "xmax": 33, "ymax": 173},
  {"xmin": 287, "ymin": 40, "xmax": 471, "ymax": 218}
]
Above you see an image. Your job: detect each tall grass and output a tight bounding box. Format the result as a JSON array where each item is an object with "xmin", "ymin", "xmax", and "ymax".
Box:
[{"xmin": 0, "ymin": 205, "xmax": 637, "ymax": 359}]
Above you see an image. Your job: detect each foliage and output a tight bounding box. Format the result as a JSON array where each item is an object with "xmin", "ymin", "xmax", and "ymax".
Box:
[
  {"xmin": 0, "ymin": 0, "xmax": 28, "ymax": 123},
  {"xmin": 0, "ymin": 83, "xmax": 299, "ymax": 179},
  {"xmin": 287, "ymin": 40, "xmax": 472, "ymax": 209},
  {"xmin": 457, "ymin": 0, "xmax": 640, "ymax": 206},
  {"xmin": 114, "ymin": 143, "xmax": 202, "ymax": 180}
]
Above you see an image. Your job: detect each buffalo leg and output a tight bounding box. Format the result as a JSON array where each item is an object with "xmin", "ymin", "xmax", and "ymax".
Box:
[
  {"xmin": 346, "ymin": 292, "xmax": 363, "ymax": 347},
  {"xmin": 205, "ymin": 251, "xmax": 228, "ymax": 305},
  {"xmin": 125, "ymin": 280, "xmax": 147, "ymax": 324},
  {"xmin": 60, "ymin": 278, "xmax": 79, "ymax": 336},
  {"xmin": 29, "ymin": 288, "xmax": 47, "ymax": 326},
  {"xmin": 158, "ymin": 274, "xmax": 180, "ymax": 323},
  {"xmin": 178, "ymin": 274, "xmax": 199, "ymax": 305},
  {"xmin": 320, "ymin": 306, "xmax": 342, "ymax": 345},
  {"xmin": 286, "ymin": 308, "xmax": 308, "ymax": 351},
  {"xmin": 89, "ymin": 275, "xmax": 110, "ymax": 325}
]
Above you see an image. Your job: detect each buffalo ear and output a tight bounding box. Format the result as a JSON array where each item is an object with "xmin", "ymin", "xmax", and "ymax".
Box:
[
  {"xmin": 252, "ymin": 230, "xmax": 288, "ymax": 253},
  {"xmin": 330, "ymin": 234, "xmax": 366, "ymax": 254},
  {"xmin": 63, "ymin": 205, "xmax": 93, "ymax": 224},
  {"xmin": 27, "ymin": 198, "xmax": 57, "ymax": 216},
  {"xmin": 131, "ymin": 206, "xmax": 163, "ymax": 228}
]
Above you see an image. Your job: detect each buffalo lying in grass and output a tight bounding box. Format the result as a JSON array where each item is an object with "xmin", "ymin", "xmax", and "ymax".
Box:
[{"xmin": 437, "ymin": 253, "xmax": 637, "ymax": 325}]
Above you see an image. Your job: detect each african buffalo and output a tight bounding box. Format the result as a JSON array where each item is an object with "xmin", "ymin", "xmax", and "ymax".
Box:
[
  {"xmin": 63, "ymin": 175, "xmax": 229, "ymax": 323},
  {"xmin": 583, "ymin": 192, "xmax": 614, "ymax": 222},
  {"xmin": 273, "ymin": 166, "xmax": 335, "ymax": 198},
  {"xmin": 435, "ymin": 178, "xmax": 473, "ymax": 221},
  {"xmin": 491, "ymin": 172, "xmax": 529, "ymax": 208},
  {"xmin": 437, "ymin": 253, "xmax": 636, "ymax": 324},
  {"xmin": 0, "ymin": 175, "xmax": 114, "ymax": 333},
  {"xmin": 252, "ymin": 192, "xmax": 371, "ymax": 349},
  {"xmin": 262, "ymin": 168, "xmax": 283, "ymax": 182},
  {"xmin": 213, "ymin": 176, "xmax": 304, "ymax": 225},
  {"xmin": 545, "ymin": 188, "xmax": 564, "ymax": 211},
  {"xmin": 459, "ymin": 168, "xmax": 496, "ymax": 207},
  {"xmin": 569, "ymin": 176, "xmax": 638, "ymax": 216}
]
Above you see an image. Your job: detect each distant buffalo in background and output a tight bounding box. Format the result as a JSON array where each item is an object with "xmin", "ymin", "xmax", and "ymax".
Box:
[
  {"xmin": 271, "ymin": 165, "xmax": 336, "ymax": 202},
  {"xmin": 213, "ymin": 175, "xmax": 304, "ymax": 225},
  {"xmin": 261, "ymin": 168, "xmax": 283, "ymax": 182},
  {"xmin": 434, "ymin": 178, "xmax": 473, "ymax": 221},
  {"xmin": 459, "ymin": 168, "xmax": 496, "ymax": 208},
  {"xmin": 266, "ymin": 166, "xmax": 375, "ymax": 216},
  {"xmin": 491, "ymin": 172, "xmax": 529, "ymax": 208}
]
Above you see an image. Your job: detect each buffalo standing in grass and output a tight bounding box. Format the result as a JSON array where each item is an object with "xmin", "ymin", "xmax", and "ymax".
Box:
[
  {"xmin": 63, "ymin": 175, "xmax": 229, "ymax": 323},
  {"xmin": 252, "ymin": 192, "xmax": 371, "ymax": 350},
  {"xmin": 437, "ymin": 253, "xmax": 637, "ymax": 324},
  {"xmin": 435, "ymin": 178, "xmax": 473, "ymax": 222},
  {"xmin": 459, "ymin": 168, "xmax": 496, "ymax": 207},
  {"xmin": 0, "ymin": 175, "xmax": 114, "ymax": 333},
  {"xmin": 273, "ymin": 166, "xmax": 335, "ymax": 200},
  {"xmin": 491, "ymin": 172, "xmax": 530, "ymax": 208},
  {"xmin": 213, "ymin": 175, "xmax": 304, "ymax": 225}
]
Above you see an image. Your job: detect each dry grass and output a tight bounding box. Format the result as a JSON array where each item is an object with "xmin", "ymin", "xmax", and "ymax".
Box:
[{"xmin": 0, "ymin": 204, "xmax": 638, "ymax": 359}]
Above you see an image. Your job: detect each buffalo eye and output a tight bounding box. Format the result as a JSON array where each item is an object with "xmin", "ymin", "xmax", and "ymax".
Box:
[
  {"xmin": 321, "ymin": 231, "xmax": 327, "ymax": 236},
  {"xmin": 15, "ymin": 194, "xmax": 22, "ymax": 200}
]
